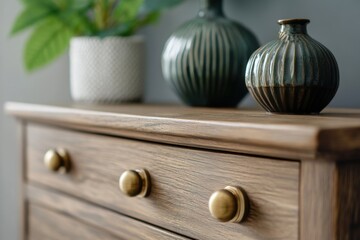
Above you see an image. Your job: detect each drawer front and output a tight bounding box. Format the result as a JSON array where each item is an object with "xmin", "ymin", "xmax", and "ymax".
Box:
[
  {"xmin": 27, "ymin": 185, "xmax": 188, "ymax": 240},
  {"xmin": 27, "ymin": 124, "xmax": 299, "ymax": 240},
  {"xmin": 29, "ymin": 204, "xmax": 120, "ymax": 240}
]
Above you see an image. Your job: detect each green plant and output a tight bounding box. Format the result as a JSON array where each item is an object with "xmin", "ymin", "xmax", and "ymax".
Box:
[{"xmin": 11, "ymin": 0, "xmax": 183, "ymax": 71}]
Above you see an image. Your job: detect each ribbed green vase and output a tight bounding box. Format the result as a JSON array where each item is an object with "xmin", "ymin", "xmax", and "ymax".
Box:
[
  {"xmin": 162, "ymin": 0, "xmax": 259, "ymax": 107},
  {"xmin": 246, "ymin": 19, "xmax": 339, "ymax": 114}
]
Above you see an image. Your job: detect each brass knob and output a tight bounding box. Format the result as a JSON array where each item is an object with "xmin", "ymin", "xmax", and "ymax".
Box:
[
  {"xmin": 209, "ymin": 186, "xmax": 249, "ymax": 223},
  {"xmin": 44, "ymin": 149, "xmax": 71, "ymax": 173},
  {"xmin": 119, "ymin": 169, "xmax": 151, "ymax": 197}
]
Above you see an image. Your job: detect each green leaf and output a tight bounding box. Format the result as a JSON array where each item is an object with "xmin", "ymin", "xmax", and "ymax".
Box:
[
  {"xmin": 142, "ymin": 0, "xmax": 183, "ymax": 13},
  {"xmin": 24, "ymin": 17, "xmax": 72, "ymax": 71},
  {"xmin": 57, "ymin": 0, "xmax": 96, "ymax": 35},
  {"xmin": 139, "ymin": 10, "xmax": 161, "ymax": 25},
  {"xmin": 21, "ymin": 0, "xmax": 58, "ymax": 9},
  {"xmin": 70, "ymin": 0, "xmax": 94, "ymax": 10},
  {"xmin": 94, "ymin": 0, "xmax": 114, "ymax": 30},
  {"xmin": 125, "ymin": 11, "xmax": 160, "ymax": 35},
  {"xmin": 21, "ymin": 0, "xmax": 49, "ymax": 5},
  {"xmin": 53, "ymin": 0, "xmax": 72, "ymax": 9},
  {"xmin": 11, "ymin": 5, "xmax": 55, "ymax": 34},
  {"xmin": 99, "ymin": 10, "xmax": 160, "ymax": 37},
  {"xmin": 58, "ymin": 10, "xmax": 96, "ymax": 35},
  {"xmin": 97, "ymin": 21, "xmax": 134, "ymax": 38},
  {"xmin": 113, "ymin": 0, "xmax": 144, "ymax": 24}
]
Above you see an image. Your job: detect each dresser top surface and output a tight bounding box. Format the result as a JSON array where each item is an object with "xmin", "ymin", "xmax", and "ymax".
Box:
[{"xmin": 5, "ymin": 102, "xmax": 360, "ymax": 160}]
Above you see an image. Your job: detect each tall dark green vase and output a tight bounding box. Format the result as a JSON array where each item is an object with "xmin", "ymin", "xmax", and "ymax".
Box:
[{"xmin": 162, "ymin": 0, "xmax": 259, "ymax": 107}]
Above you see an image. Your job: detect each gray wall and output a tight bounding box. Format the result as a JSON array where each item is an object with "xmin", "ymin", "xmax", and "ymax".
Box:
[
  {"xmin": 1, "ymin": 0, "xmax": 360, "ymax": 239},
  {"xmin": 0, "ymin": 1, "xmax": 71, "ymax": 240}
]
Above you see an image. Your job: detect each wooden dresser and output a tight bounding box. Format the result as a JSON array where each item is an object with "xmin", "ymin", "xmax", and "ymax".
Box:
[{"xmin": 5, "ymin": 102, "xmax": 360, "ymax": 240}]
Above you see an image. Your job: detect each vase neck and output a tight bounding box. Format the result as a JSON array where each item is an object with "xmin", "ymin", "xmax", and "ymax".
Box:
[
  {"xmin": 278, "ymin": 19, "xmax": 310, "ymax": 36},
  {"xmin": 198, "ymin": 0, "xmax": 224, "ymax": 18}
]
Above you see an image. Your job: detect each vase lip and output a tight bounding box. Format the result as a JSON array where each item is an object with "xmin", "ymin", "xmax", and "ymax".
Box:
[{"xmin": 278, "ymin": 18, "xmax": 310, "ymax": 25}]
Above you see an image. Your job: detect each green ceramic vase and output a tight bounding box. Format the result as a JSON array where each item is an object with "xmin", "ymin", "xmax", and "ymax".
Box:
[
  {"xmin": 246, "ymin": 19, "xmax": 340, "ymax": 114},
  {"xmin": 162, "ymin": 0, "xmax": 259, "ymax": 107}
]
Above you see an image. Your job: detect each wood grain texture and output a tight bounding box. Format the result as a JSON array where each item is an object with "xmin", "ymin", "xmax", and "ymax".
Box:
[
  {"xmin": 29, "ymin": 204, "xmax": 121, "ymax": 240},
  {"xmin": 336, "ymin": 162, "xmax": 360, "ymax": 240},
  {"xmin": 27, "ymin": 185, "xmax": 189, "ymax": 240},
  {"xmin": 300, "ymin": 160, "xmax": 360, "ymax": 240},
  {"xmin": 17, "ymin": 121, "xmax": 27, "ymax": 240},
  {"xmin": 300, "ymin": 160, "xmax": 337, "ymax": 240},
  {"xmin": 26, "ymin": 124, "xmax": 299, "ymax": 240},
  {"xmin": 6, "ymin": 102, "xmax": 360, "ymax": 160}
]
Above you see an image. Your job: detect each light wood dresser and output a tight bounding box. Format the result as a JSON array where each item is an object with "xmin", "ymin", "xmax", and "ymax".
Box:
[{"xmin": 5, "ymin": 102, "xmax": 360, "ymax": 240}]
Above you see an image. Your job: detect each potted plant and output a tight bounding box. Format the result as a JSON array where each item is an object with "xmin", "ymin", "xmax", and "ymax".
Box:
[{"xmin": 11, "ymin": 0, "xmax": 183, "ymax": 103}]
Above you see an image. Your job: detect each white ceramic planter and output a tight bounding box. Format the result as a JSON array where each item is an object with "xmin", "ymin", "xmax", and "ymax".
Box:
[{"xmin": 70, "ymin": 36, "xmax": 145, "ymax": 103}]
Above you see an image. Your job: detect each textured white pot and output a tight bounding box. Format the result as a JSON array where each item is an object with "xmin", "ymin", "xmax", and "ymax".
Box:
[{"xmin": 70, "ymin": 36, "xmax": 145, "ymax": 103}]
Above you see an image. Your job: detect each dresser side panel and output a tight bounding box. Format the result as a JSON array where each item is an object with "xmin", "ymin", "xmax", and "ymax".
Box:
[
  {"xmin": 336, "ymin": 162, "xmax": 360, "ymax": 240},
  {"xmin": 300, "ymin": 160, "xmax": 337, "ymax": 240}
]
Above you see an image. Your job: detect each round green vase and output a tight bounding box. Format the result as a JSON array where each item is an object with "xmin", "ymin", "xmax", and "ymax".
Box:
[
  {"xmin": 246, "ymin": 19, "xmax": 340, "ymax": 114},
  {"xmin": 162, "ymin": 0, "xmax": 259, "ymax": 107}
]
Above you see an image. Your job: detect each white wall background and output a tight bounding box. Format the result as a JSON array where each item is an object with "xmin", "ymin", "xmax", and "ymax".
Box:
[{"xmin": 1, "ymin": 0, "xmax": 360, "ymax": 239}]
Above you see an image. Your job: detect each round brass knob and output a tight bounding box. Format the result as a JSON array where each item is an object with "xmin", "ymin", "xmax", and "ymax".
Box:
[
  {"xmin": 209, "ymin": 186, "xmax": 249, "ymax": 223},
  {"xmin": 44, "ymin": 149, "xmax": 71, "ymax": 173},
  {"xmin": 119, "ymin": 169, "xmax": 151, "ymax": 197}
]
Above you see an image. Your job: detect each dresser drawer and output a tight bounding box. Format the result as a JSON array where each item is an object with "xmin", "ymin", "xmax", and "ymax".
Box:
[
  {"xmin": 29, "ymin": 204, "xmax": 119, "ymax": 240},
  {"xmin": 27, "ymin": 124, "xmax": 299, "ymax": 240},
  {"xmin": 28, "ymin": 185, "xmax": 187, "ymax": 240}
]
